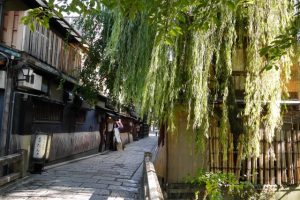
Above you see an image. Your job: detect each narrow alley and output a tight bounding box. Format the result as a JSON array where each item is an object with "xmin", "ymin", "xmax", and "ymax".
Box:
[{"xmin": 0, "ymin": 135, "xmax": 158, "ymax": 200}]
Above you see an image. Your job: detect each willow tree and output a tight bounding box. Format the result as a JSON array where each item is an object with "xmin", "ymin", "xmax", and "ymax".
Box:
[{"xmin": 25, "ymin": 0, "xmax": 300, "ymax": 158}]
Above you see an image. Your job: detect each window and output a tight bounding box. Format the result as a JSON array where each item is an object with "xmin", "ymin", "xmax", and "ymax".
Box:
[
  {"xmin": 76, "ymin": 110, "xmax": 86, "ymax": 123},
  {"xmin": 33, "ymin": 102, "xmax": 63, "ymax": 122}
]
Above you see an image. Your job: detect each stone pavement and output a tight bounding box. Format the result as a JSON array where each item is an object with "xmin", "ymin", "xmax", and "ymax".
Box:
[{"xmin": 0, "ymin": 134, "xmax": 158, "ymax": 200}]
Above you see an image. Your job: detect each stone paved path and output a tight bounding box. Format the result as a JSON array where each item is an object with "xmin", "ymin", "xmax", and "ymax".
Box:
[{"xmin": 0, "ymin": 135, "xmax": 158, "ymax": 200}]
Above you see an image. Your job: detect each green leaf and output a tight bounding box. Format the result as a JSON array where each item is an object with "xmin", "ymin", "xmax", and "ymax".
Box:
[{"xmin": 226, "ymin": 1, "xmax": 236, "ymax": 10}]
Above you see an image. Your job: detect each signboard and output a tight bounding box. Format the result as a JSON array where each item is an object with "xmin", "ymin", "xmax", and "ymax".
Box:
[{"xmin": 33, "ymin": 134, "xmax": 48, "ymax": 159}]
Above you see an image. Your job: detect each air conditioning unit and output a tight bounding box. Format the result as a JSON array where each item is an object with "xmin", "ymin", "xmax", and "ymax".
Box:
[
  {"xmin": 0, "ymin": 70, "xmax": 6, "ymax": 89},
  {"xmin": 18, "ymin": 72, "xmax": 42, "ymax": 91}
]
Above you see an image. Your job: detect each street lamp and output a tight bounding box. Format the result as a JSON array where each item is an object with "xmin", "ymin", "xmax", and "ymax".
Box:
[{"xmin": 17, "ymin": 65, "xmax": 33, "ymax": 82}]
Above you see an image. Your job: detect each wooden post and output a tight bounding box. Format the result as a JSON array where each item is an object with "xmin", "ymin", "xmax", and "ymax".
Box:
[
  {"xmin": 21, "ymin": 150, "xmax": 27, "ymax": 177},
  {"xmin": 0, "ymin": 151, "xmax": 26, "ymax": 186}
]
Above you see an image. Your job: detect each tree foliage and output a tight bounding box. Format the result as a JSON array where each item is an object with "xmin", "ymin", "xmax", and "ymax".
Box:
[{"xmin": 23, "ymin": 0, "xmax": 300, "ymax": 158}]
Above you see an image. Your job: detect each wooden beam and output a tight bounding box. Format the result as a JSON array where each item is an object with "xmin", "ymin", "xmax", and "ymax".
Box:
[
  {"xmin": 0, "ymin": 153, "xmax": 22, "ymax": 165},
  {"xmin": 0, "ymin": 172, "xmax": 21, "ymax": 186},
  {"xmin": 144, "ymin": 152, "xmax": 164, "ymax": 200}
]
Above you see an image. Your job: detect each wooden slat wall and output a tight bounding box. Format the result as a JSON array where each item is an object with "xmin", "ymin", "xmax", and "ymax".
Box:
[
  {"xmin": 209, "ymin": 126, "xmax": 300, "ymax": 186},
  {"xmin": 2, "ymin": 11, "xmax": 82, "ymax": 78},
  {"xmin": 2, "ymin": 11, "xmax": 25, "ymax": 50},
  {"xmin": 23, "ymin": 23, "xmax": 82, "ymax": 77}
]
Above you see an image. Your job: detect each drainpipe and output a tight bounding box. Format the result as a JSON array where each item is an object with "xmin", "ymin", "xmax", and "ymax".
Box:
[
  {"xmin": 0, "ymin": 51, "xmax": 11, "ymax": 156},
  {"xmin": 0, "ymin": 0, "xmax": 7, "ymax": 156},
  {"xmin": 6, "ymin": 90, "xmax": 15, "ymax": 155}
]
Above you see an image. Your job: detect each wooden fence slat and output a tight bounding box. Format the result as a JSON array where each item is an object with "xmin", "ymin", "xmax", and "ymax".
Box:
[
  {"xmin": 282, "ymin": 130, "xmax": 287, "ymax": 183},
  {"xmin": 287, "ymin": 130, "xmax": 294, "ymax": 184},
  {"xmin": 247, "ymin": 157, "xmax": 251, "ymax": 181},
  {"xmin": 297, "ymin": 128, "xmax": 300, "ymax": 183},
  {"xmin": 229, "ymin": 133, "xmax": 234, "ymax": 173},
  {"xmin": 276, "ymin": 130, "xmax": 282, "ymax": 185},
  {"xmin": 292, "ymin": 129, "xmax": 298, "ymax": 184},
  {"xmin": 271, "ymin": 141, "xmax": 276, "ymax": 185},
  {"xmin": 259, "ymin": 130, "xmax": 264, "ymax": 185},
  {"xmin": 236, "ymin": 136, "xmax": 243, "ymax": 179},
  {"xmin": 264, "ymin": 134, "xmax": 270, "ymax": 185},
  {"xmin": 215, "ymin": 128, "xmax": 219, "ymax": 172},
  {"xmin": 222, "ymin": 132, "xmax": 227, "ymax": 173},
  {"xmin": 210, "ymin": 127, "xmax": 213, "ymax": 172},
  {"xmin": 252, "ymin": 157, "xmax": 257, "ymax": 184}
]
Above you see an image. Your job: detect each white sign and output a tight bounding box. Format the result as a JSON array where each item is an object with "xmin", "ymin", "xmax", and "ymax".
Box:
[
  {"xmin": 114, "ymin": 128, "xmax": 122, "ymax": 143},
  {"xmin": 33, "ymin": 135, "xmax": 48, "ymax": 159}
]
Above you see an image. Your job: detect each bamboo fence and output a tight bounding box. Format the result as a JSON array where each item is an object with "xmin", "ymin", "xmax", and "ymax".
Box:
[{"xmin": 208, "ymin": 124, "xmax": 300, "ymax": 185}]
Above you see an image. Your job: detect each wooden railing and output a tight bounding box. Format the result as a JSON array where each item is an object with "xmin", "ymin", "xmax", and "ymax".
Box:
[
  {"xmin": 0, "ymin": 150, "xmax": 26, "ymax": 186},
  {"xmin": 143, "ymin": 152, "xmax": 164, "ymax": 200}
]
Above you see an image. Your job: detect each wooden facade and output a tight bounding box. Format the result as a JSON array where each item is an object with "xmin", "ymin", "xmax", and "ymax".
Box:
[{"xmin": 2, "ymin": 11, "xmax": 82, "ymax": 77}]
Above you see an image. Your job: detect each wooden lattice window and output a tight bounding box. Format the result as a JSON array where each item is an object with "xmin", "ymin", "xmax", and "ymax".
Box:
[
  {"xmin": 76, "ymin": 110, "xmax": 86, "ymax": 123},
  {"xmin": 33, "ymin": 102, "xmax": 63, "ymax": 122}
]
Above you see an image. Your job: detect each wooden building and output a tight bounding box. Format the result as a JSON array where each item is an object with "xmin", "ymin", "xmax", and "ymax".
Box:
[{"xmin": 0, "ymin": 0, "xmax": 141, "ymax": 176}]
